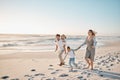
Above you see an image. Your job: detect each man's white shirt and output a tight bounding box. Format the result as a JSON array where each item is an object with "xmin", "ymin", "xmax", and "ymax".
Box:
[{"xmin": 55, "ymin": 39, "xmax": 66, "ymax": 50}]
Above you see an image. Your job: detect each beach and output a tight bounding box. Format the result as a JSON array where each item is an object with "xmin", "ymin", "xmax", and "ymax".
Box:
[{"xmin": 0, "ymin": 34, "xmax": 120, "ymax": 80}]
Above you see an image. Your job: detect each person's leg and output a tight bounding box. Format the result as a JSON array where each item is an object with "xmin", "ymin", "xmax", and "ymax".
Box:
[
  {"xmin": 90, "ymin": 60, "xmax": 93, "ymax": 70},
  {"xmin": 72, "ymin": 58, "xmax": 77, "ymax": 68},
  {"xmin": 85, "ymin": 49, "xmax": 91, "ymax": 69},
  {"xmin": 61, "ymin": 50, "xmax": 65, "ymax": 65},
  {"xmin": 85, "ymin": 58, "xmax": 90, "ymax": 69},
  {"xmin": 69, "ymin": 58, "xmax": 73, "ymax": 71},
  {"xmin": 90, "ymin": 49, "xmax": 95, "ymax": 70},
  {"xmin": 58, "ymin": 50, "xmax": 63, "ymax": 66}
]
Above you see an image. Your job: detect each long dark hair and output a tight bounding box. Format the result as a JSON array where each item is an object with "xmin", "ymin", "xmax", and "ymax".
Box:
[{"xmin": 89, "ymin": 29, "xmax": 96, "ymax": 36}]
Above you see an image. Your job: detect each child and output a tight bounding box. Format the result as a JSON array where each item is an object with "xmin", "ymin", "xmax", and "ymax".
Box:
[{"xmin": 67, "ymin": 46, "xmax": 77, "ymax": 71}]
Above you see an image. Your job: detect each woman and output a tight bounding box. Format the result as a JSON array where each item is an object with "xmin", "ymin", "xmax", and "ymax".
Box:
[{"xmin": 77, "ymin": 29, "xmax": 97, "ymax": 70}]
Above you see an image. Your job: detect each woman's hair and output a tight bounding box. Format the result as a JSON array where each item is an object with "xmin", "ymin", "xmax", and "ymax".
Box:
[
  {"xmin": 89, "ymin": 29, "xmax": 96, "ymax": 36},
  {"xmin": 61, "ymin": 34, "xmax": 67, "ymax": 39}
]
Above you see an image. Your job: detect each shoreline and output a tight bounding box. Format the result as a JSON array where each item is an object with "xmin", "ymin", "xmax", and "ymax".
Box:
[{"xmin": 0, "ymin": 40, "xmax": 119, "ymax": 59}]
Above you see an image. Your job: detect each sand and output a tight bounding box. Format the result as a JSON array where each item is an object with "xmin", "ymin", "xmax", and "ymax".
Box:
[{"xmin": 0, "ymin": 37, "xmax": 120, "ymax": 80}]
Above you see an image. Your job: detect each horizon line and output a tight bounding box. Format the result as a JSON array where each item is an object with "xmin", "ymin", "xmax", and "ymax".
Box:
[{"xmin": 0, "ymin": 33, "xmax": 119, "ymax": 37}]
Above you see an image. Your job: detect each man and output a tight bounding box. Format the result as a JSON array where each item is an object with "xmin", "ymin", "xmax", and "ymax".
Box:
[{"xmin": 55, "ymin": 34, "xmax": 66, "ymax": 66}]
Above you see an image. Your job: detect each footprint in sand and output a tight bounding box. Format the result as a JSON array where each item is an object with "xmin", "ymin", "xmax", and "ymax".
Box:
[
  {"xmin": 28, "ymin": 77, "xmax": 34, "ymax": 80},
  {"xmin": 69, "ymin": 70, "xmax": 78, "ymax": 72},
  {"xmin": 56, "ymin": 69, "xmax": 63, "ymax": 71},
  {"xmin": 48, "ymin": 68, "xmax": 54, "ymax": 70},
  {"xmin": 59, "ymin": 74, "xmax": 69, "ymax": 77},
  {"xmin": 34, "ymin": 73, "xmax": 45, "ymax": 76},
  {"xmin": 24, "ymin": 75, "xmax": 32, "ymax": 77},
  {"xmin": 10, "ymin": 78, "xmax": 19, "ymax": 80},
  {"xmin": 1, "ymin": 76, "xmax": 9, "ymax": 80},
  {"xmin": 77, "ymin": 76, "xmax": 83, "ymax": 79},
  {"xmin": 48, "ymin": 64, "xmax": 54, "ymax": 71},
  {"xmin": 86, "ymin": 73, "xmax": 92, "ymax": 78},
  {"xmin": 51, "ymin": 72, "xmax": 57, "ymax": 74},
  {"xmin": 51, "ymin": 69, "xmax": 63, "ymax": 75},
  {"xmin": 31, "ymin": 69, "xmax": 36, "ymax": 72},
  {"xmin": 41, "ymin": 77, "xmax": 56, "ymax": 80},
  {"xmin": 46, "ymin": 78, "xmax": 51, "ymax": 80},
  {"xmin": 49, "ymin": 65, "xmax": 53, "ymax": 67}
]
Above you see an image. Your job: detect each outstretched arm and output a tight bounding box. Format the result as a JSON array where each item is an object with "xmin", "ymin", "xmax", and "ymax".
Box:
[
  {"xmin": 74, "ymin": 40, "xmax": 86, "ymax": 51},
  {"xmin": 73, "ymin": 47, "xmax": 81, "ymax": 51}
]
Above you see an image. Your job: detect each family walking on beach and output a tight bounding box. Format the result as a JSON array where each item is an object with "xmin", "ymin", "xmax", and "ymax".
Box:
[{"xmin": 55, "ymin": 29, "xmax": 97, "ymax": 71}]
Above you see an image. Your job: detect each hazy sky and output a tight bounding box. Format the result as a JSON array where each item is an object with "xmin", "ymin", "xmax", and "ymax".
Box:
[{"xmin": 0, "ymin": 0, "xmax": 120, "ymax": 35}]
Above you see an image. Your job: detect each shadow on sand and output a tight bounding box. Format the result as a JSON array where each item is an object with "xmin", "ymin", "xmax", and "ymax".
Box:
[{"xmin": 93, "ymin": 69, "xmax": 120, "ymax": 79}]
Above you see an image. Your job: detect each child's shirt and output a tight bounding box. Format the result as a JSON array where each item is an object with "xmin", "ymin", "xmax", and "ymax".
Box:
[{"xmin": 68, "ymin": 50, "xmax": 75, "ymax": 58}]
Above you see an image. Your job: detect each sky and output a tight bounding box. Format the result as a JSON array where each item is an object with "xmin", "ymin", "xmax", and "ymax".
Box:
[{"xmin": 0, "ymin": 0, "xmax": 120, "ymax": 35}]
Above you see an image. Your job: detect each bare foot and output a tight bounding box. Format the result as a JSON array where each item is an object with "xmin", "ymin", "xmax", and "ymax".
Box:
[
  {"xmin": 91, "ymin": 68, "xmax": 93, "ymax": 70},
  {"xmin": 62, "ymin": 62, "xmax": 65, "ymax": 65},
  {"xmin": 59, "ymin": 62, "xmax": 62, "ymax": 66}
]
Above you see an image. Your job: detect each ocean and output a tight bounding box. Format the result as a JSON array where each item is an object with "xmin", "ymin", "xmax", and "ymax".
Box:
[{"xmin": 0, "ymin": 35, "xmax": 120, "ymax": 54}]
